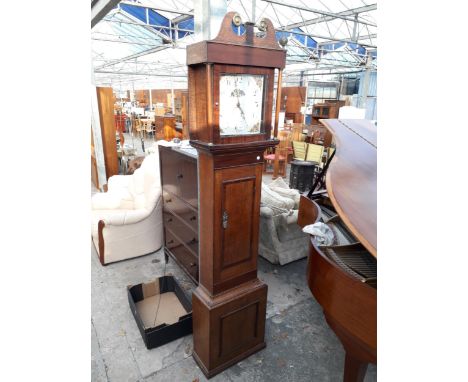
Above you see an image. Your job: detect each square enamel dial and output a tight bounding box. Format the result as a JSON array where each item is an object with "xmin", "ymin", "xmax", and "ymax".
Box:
[{"xmin": 219, "ymin": 74, "xmax": 264, "ymax": 136}]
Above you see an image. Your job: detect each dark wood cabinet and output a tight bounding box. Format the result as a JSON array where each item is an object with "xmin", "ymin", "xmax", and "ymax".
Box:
[
  {"xmin": 311, "ymin": 100, "xmax": 345, "ymax": 124},
  {"xmin": 285, "ymin": 112, "xmax": 303, "ymax": 123},
  {"xmin": 174, "ymin": 90, "xmax": 189, "ymax": 136},
  {"xmin": 155, "ymin": 116, "xmax": 165, "ymax": 140},
  {"xmin": 159, "ymin": 145, "xmax": 199, "ymax": 283},
  {"xmin": 282, "ymin": 86, "xmax": 306, "ymax": 124},
  {"xmin": 158, "ymin": 146, "xmax": 263, "ymax": 290},
  {"xmin": 135, "ymin": 89, "xmax": 150, "ymax": 107},
  {"xmin": 96, "ymin": 87, "xmax": 119, "ymax": 180},
  {"xmin": 309, "ymin": 124, "xmax": 333, "ymax": 147}
]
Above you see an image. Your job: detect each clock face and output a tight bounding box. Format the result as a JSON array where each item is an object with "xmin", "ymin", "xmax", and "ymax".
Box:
[{"xmin": 219, "ymin": 74, "xmax": 264, "ymax": 136}]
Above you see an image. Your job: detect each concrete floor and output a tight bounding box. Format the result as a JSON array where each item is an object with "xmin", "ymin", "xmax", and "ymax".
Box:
[
  {"xmin": 91, "ymin": 244, "xmax": 377, "ymax": 382},
  {"xmin": 92, "ymin": 141, "xmax": 377, "ymax": 381}
]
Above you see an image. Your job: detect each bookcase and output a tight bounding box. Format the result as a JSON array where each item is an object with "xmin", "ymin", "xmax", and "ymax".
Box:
[{"xmin": 311, "ymin": 100, "xmax": 345, "ymax": 124}]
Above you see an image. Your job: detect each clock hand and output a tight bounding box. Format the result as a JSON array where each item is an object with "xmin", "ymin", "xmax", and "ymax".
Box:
[{"xmin": 236, "ymin": 100, "xmax": 246, "ymax": 121}]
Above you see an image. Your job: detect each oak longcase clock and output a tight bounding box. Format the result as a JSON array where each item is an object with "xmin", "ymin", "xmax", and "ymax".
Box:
[{"xmin": 186, "ymin": 12, "xmax": 286, "ymax": 378}]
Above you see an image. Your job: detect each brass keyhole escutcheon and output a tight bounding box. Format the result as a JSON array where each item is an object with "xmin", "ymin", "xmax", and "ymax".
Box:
[{"xmin": 222, "ymin": 211, "xmax": 229, "ymax": 229}]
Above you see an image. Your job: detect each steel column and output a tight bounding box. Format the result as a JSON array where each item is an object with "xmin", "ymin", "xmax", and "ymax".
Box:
[
  {"xmin": 193, "ymin": 0, "xmax": 227, "ymax": 42},
  {"xmin": 360, "ymin": 53, "xmax": 372, "ymax": 109}
]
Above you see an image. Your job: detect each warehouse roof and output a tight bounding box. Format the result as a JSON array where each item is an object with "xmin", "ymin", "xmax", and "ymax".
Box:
[{"xmin": 91, "ymin": 0, "xmax": 377, "ymax": 89}]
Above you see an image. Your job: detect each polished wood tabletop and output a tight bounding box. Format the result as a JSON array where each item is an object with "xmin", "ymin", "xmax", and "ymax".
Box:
[{"xmin": 320, "ymin": 119, "xmax": 377, "ymax": 257}]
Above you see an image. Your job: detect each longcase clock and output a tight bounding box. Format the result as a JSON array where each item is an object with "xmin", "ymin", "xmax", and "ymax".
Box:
[{"xmin": 186, "ymin": 12, "xmax": 286, "ymax": 378}]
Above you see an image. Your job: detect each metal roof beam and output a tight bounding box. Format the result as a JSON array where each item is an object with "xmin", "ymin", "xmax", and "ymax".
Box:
[
  {"xmin": 263, "ymin": 1, "xmax": 377, "ymax": 28},
  {"xmin": 358, "ymin": 33, "xmax": 377, "ymax": 41},
  {"xmin": 357, "ymin": 34, "xmax": 377, "ymax": 41},
  {"xmin": 172, "ymin": 13, "xmax": 194, "ymax": 24},
  {"xmin": 91, "ymin": 37, "xmax": 166, "ymax": 46},
  {"xmin": 95, "ymin": 45, "xmax": 169, "ymax": 70},
  {"xmin": 95, "ymin": 70, "xmax": 187, "ymax": 77},
  {"xmin": 91, "ymin": 0, "xmax": 121, "ymax": 28},
  {"xmin": 99, "ymin": 18, "xmax": 194, "ymax": 34},
  {"xmin": 284, "ymin": 4, "xmax": 377, "ymax": 30},
  {"xmin": 317, "ymin": 34, "xmax": 377, "ymax": 46}
]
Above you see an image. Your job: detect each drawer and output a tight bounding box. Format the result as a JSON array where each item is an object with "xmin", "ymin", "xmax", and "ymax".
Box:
[
  {"xmin": 163, "ymin": 211, "xmax": 198, "ymax": 245},
  {"xmin": 163, "ymin": 192, "xmax": 198, "ymax": 233},
  {"xmin": 164, "ymin": 227, "xmax": 198, "ymax": 257},
  {"xmin": 160, "ymin": 151, "xmax": 198, "ymax": 208},
  {"xmin": 164, "ymin": 242, "xmax": 199, "ymax": 284}
]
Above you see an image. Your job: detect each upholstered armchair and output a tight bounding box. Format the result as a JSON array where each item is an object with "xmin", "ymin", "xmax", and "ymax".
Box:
[
  {"xmin": 91, "ymin": 150, "xmax": 163, "ymax": 265},
  {"xmin": 258, "ymin": 178, "xmax": 320, "ymax": 265}
]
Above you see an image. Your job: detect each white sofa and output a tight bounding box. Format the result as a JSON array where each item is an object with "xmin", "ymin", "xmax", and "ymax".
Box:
[{"xmin": 91, "ymin": 150, "xmax": 163, "ymax": 265}]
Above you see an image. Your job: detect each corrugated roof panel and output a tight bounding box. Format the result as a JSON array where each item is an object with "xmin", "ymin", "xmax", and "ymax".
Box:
[
  {"xmin": 177, "ymin": 17, "xmax": 194, "ymax": 39},
  {"xmin": 148, "ymin": 9, "xmax": 170, "ymax": 37},
  {"xmin": 119, "ymin": 3, "xmax": 146, "ymax": 21},
  {"xmin": 291, "ymin": 27, "xmax": 305, "ymax": 45},
  {"xmin": 306, "ymin": 36, "xmax": 317, "ymax": 49}
]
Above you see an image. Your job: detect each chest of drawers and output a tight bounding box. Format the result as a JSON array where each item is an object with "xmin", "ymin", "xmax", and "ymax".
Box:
[{"xmin": 159, "ymin": 145, "xmax": 199, "ymax": 283}]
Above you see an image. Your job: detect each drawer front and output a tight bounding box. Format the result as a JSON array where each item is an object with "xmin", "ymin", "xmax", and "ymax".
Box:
[
  {"xmin": 164, "ymin": 229, "xmax": 199, "ymax": 283},
  {"xmin": 164, "ymin": 227, "xmax": 198, "ymax": 257},
  {"xmin": 160, "ymin": 149, "xmax": 198, "ymax": 208},
  {"xmin": 162, "ymin": 191, "xmax": 198, "ymax": 233},
  {"xmin": 163, "ymin": 211, "xmax": 198, "ymax": 248}
]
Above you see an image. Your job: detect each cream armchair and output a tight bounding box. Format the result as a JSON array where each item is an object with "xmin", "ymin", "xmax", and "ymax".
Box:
[
  {"xmin": 258, "ymin": 178, "xmax": 318, "ymax": 265},
  {"xmin": 91, "ymin": 150, "xmax": 163, "ymax": 265}
]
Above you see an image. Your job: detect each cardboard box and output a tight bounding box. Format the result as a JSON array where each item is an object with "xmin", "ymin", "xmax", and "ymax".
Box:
[{"xmin": 127, "ymin": 276, "xmax": 193, "ymax": 349}]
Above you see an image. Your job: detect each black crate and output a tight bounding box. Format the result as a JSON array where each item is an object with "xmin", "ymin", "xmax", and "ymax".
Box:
[{"xmin": 127, "ymin": 275, "xmax": 193, "ymax": 349}]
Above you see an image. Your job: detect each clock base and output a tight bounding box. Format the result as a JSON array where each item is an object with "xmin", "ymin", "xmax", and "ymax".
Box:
[{"xmin": 192, "ymin": 279, "xmax": 268, "ymax": 378}]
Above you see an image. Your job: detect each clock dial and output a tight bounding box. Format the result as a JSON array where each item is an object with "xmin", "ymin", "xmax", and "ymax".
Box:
[{"xmin": 219, "ymin": 74, "xmax": 264, "ymax": 135}]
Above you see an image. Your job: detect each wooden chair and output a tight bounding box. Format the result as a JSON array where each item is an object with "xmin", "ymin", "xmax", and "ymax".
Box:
[
  {"xmin": 264, "ymin": 134, "xmax": 290, "ymax": 178},
  {"xmin": 292, "ymin": 141, "xmax": 307, "ymax": 161},
  {"xmin": 306, "ymin": 143, "xmax": 324, "ymax": 181},
  {"xmin": 143, "ymin": 119, "xmax": 155, "ymax": 140},
  {"xmin": 305, "ymin": 143, "xmax": 324, "ymax": 164},
  {"xmin": 291, "ymin": 124, "xmax": 306, "ymax": 142},
  {"xmin": 278, "ymin": 130, "xmax": 293, "ymax": 163},
  {"xmin": 135, "ymin": 118, "xmax": 143, "ymax": 138},
  {"xmin": 311, "ymin": 129, "xmax": 323, "ymax": 145}
]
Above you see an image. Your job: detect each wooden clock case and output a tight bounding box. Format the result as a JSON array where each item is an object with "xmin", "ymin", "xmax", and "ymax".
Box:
[{"xmin": 186, "ymin": 12, "xmax": 286, "ymax": 378}]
